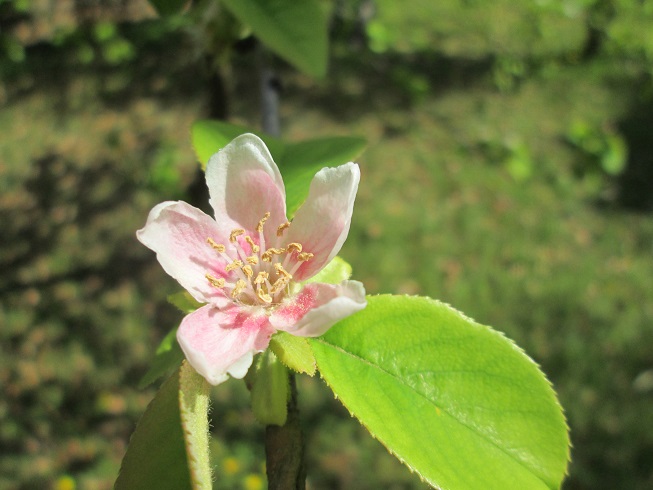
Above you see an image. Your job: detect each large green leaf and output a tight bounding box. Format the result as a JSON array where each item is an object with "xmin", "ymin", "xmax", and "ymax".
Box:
[
  {"xmin": 190, "ymin": 120, "xmax": 366, "ymax": 217},
  {"xmin": 220, "ymin": 0, "xmax": 328, "ymax": 77},
  {"xmin": 118, "ymin": 363, "xmax": 212, "ymax": 489},
  {"xmin": 116, "ymin": 368, "xmax": 192, "ymax": 489},
  {"xmin": 310, "ymin": 295, "xmax": 569, "ymax": 490}
]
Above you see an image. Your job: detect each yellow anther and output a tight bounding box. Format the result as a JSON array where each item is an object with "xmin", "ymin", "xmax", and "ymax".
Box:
[
  {"xmin": 254, "ymin": 271, "xmax": 269, "ymax": 285},
  {"xmin": 286, "ymin": 242, "xmax": 302, "ymax": 254},
  {"xmin": 206, "ymin": 274, "xmax": 225, "ymax": 288},
  {"xmin": 256, "ymin": 212, "xmax": 271, "ymax": 233},
  {"xmin": 257, "ymin": 289, "xmax": 273, "ymax": 304},
  {"xmin": 242, "ymin": 265, "xmax": 254, "ymax": 278},
  {"xmin": 245, "ymin": 236, "xmax": 259, "ymax": 253},
  {"xmin": 298, "ymin": 252, "xmax": 314, "ymax": 262},
  {"xmin": 246, "ymin": 255, "xmax": 259, "ymax": 265},
  {"xmin": 269, "ymin": 276, "xmax": 291, "ymax": 295},
  {"xmin": 225, "ymin": 259, "xmax": 244, "ymax": 272},
  {"xmin": 274, "ymin": 263, "xmax": 292, "ymax": 278},
  {"xmin": 231, "ymin": 279, "xmax": 247, "ymax": 299},
  {"xmin": 276, "ymin": 221, "xmax": 291, "ymax": 236},
  {"xmin": 207, "ymin": 238, "xmax": 226, "ymax": 253},
  {"xmin": 261, "ymin": 247, "xmax": 286, "ymax": 262},
  {"xmin": 229, "ymin": 229, "xmax": 245, "ymax": 243}
]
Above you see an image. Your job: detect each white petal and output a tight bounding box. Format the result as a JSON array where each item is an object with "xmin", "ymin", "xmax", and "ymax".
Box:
[{"xmin": 284, "ymin": 163, "xmax": 360, "ymax": 281}]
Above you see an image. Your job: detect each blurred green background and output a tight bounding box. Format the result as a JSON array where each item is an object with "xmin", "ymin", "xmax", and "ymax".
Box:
[{"xmin": 1, "ymin": 0, "xmax": 652, "ymax": 489}]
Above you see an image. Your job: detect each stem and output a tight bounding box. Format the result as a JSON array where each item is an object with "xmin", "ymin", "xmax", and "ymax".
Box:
[
  {"xmin": 265, "ymin": 374, "xmax": 306, "ymax": 490},
  {"xmin": 258, "ymin": 46, "xmax": 281, "ymax": 138},
  {"xmin": 258, "ymin": 46, "xmax": 306, "ymax": 489}
]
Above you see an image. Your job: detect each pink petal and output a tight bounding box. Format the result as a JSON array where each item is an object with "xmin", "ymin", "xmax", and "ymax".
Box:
[
  {"xmin": 269, "ymin": 281, "xmax": 366, "ymax": 337},
  {"xmin": 284, "ymin": 163, "xmax": 360, "ymax": 281},
  {"xmin": 206, "ymin": 134, "xmax": 287, "ymax": 245},
  {"xmin": 137, "ymin": 201, "xmax": 232, "ymax": 306},
  {"xmin": 177, "ymin": 304, "xmax": 275, "ymax": 385}
]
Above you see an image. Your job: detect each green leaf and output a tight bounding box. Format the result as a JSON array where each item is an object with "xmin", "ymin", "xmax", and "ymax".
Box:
[
  {"xmin": 310, "ymin": 295, "xmax": 570, "ymax": 490},
  {"xmin": 191, "ymin": 120, "xmax": 284, "ymax": 170},
  {"xmin": 251, "ymin": 350, "xmax": 289, "ymax": 425},
  {"xmin": 178, "ymin": 361, "xmax": 212, "ymax": 489},
  {"xmin": 138, "ymin": 328, "xmax": 185, "ymax": 389},
  {"xmin": 269, "ymin": 331, "xmax": 316, "ymax": 376},
  {"xmin": 116, "ymin": 368, "xmax": 193, "ymax": 490},
  {"xmin": 305, "ymin": 256, "xmax": 352, "ymax": 286},
  {"xmin": 282, "ymin": 136, "xmax": 367, "ymax": 216},
  {"xmin": 147, "ymin": 0, "xmax": 187, "ymax": 17},
  {"xmin": 220, "ymin": 0, "xmax": 328, "ymax": 77},
  {"xmin": 168, "ymin": 290, "xmax": 204, "ymax": 314}
]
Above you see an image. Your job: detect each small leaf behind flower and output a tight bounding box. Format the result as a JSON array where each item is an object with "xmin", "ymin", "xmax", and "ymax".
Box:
[
  {"xmin": 138, "ymin": 328, "xmax": 185, "ymax": 389},
  {"xmin": 168, "ymin": 290, "xmax": 204, "ymax": 313}
]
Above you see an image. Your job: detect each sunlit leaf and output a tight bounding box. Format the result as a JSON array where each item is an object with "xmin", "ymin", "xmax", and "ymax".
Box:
[
  {"xmin": 305, "ymin": 256, "xmax": 352, "ymax": 285},
  {"xmin": 310, "ymin": 295, "xmax": 570, "ymax": 490},
  {"xmin": 269, "ymin": 331, "xmax": 316, "ymax": 376},
  {"xmin": 220, "ymin": 0, "xmax": 328, "ymax": 77},
  {"xmin": 178, "ymin": 361, "xmax": 212, "ymax": 489}
]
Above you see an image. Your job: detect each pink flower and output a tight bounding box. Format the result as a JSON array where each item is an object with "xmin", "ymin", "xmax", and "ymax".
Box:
[{"xmin": 137, "ymin": 134, "xmax": 366, "ymax": 385}]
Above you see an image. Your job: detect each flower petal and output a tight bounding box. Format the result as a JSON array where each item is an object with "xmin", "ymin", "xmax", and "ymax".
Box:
[
  {"xmin": 284, "ymin": 163, "xmax": 360, "ymax": 281},
  {"xmin": 177, "ymin": 304, "xmax": 275, "ymax": 385},
  {"xmin": 137, "ymin": 201, "xmax": 232, "ymax": 306},
  {"xmin": 270, "ymin": 281, "xmax": 366, "ymax": 337},
  {"xmin": 206, "ymin": 133, "xmax": 287, "ymax": 243}
]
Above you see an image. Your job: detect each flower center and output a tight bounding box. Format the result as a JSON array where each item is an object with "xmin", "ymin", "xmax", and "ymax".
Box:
[{"xmin": 204, "ymin": 212, "xmax": 314, "ymax": 307}]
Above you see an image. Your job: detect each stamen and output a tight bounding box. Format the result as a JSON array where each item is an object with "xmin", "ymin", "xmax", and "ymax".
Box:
[
  {"xmin": 286, "ymin": 242, "xmax": 302, "ymax": 254},
  {"xmin": 256, "ymin": 212, "xmax": 271, "ymax": 233},
  {"xmin": 225, "ymin": 259, "xmax": 244, "ymax": 272},
  {"xmin": 207, "ymin": 238, "xmax": 225, "ymax": 253},
  {"xmin": 276, "ymin": 221, "xmax": 291, "ymax": 236},
  {"xmin": 254, "ymin": 271, "xmax": 269, "ymax": 285},
  {"xmin": 242, "ymin": 265, "xmax": 254, "ymax": 278},
  {"xmin": 246, "ymin": 255, "xmax": 259, "ymax": 265},
  {"xmin": 261, "ymin": 248, "xmax": 286, "ymax": 262},
  {"xmin": 298, "ymin": 252, "xmax": 314, "ymax": 262},
  {"xmin": 257, "ymin": 289, "xmax": 273, "ymax": 304},
  {"xmin": 245, "ymin": 236, "xmax": 259, "ymax": 253},
  {"xmin": 269, "ymin": 276, "xmax": 291, "ymax": 295},
  {"xmin": 274, "ymin": 263, "xmax": 292, "ymax": 279},
  {"xmin": 206, "ymin": 273, "xmax": 225, "ymax": 288},
  {"xmin": 231, "ymin": 279, "xmax": 247, "ymax": 299},
  {"xmin": 229, "ymin": 229, "xmax": 245, "ymax": 243}
]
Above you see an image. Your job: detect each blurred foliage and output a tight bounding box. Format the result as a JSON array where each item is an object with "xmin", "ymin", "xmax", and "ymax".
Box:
[{"xmin": 1, "ymin": 0, "xmax": 653, "ymax": 489}]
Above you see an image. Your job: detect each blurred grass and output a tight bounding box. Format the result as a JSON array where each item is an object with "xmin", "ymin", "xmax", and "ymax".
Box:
[{"xmin": 1, "ymin": 1, "xmax": 653, "ymax": 489}]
